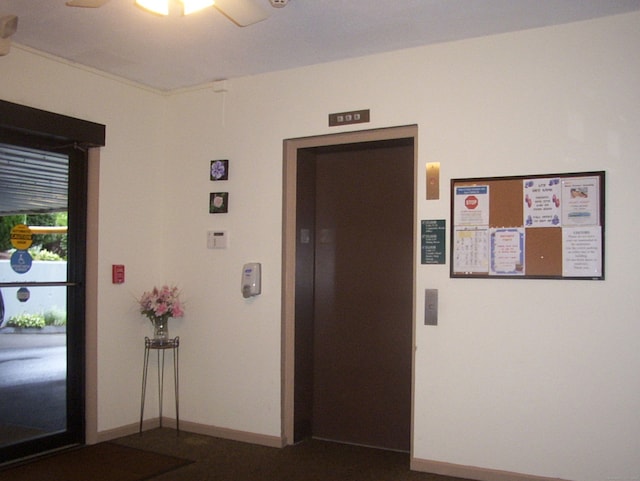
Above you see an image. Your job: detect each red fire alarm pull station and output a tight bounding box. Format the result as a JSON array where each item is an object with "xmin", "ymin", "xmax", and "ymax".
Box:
[{"xmin": 112, "ymin": 265, "xmax": 125, "ymax": 284}]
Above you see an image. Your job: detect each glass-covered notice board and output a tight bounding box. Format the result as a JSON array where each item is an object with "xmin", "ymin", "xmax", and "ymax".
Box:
[{"xmin": 450, "ymin": 171, "xmax": 605, "ymax": 280}]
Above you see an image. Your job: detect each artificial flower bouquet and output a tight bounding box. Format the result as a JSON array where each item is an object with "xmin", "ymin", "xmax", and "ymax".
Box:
[{"xmin": 138, "ymin": 284, "xmax": 184, "ymax": 325}]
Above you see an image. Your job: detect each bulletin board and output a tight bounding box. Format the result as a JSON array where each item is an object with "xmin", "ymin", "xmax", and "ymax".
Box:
[{"xmin": 450, "ymin": 171, "xmax": 605, "ymax": 280}]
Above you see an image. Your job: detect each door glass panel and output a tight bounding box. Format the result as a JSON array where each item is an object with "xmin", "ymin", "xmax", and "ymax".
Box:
[
  {"xmin": 0, "ymin": 143, "xmax": 70, "ymax": 452},
  {"xmin": 0, "ymin": 286, "xmax": 67, "ymax": 446}
]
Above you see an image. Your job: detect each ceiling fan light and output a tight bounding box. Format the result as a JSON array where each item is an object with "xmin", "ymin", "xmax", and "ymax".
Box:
[
  {"xmin": 181, "ymin": 0, "xmax": 215, "ymax": 15},
  {"xmin": 135, "ymin": 0, "xmax": 169, "ymax": 15}
]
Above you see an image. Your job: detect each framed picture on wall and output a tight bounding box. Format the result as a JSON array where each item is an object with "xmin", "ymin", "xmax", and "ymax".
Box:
[
  {"xmin": 210, "ymin": 159, "xmax": 229, "ymax": 181},
  {"xmin": 209, "ymin": 192, "xmax": 229, "ymax": 214}
]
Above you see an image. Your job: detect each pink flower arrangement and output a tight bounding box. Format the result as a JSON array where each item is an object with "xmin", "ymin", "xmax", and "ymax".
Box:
[{"xmin": 139, "ymin": 285, "xmax": 184, "ymax": 325}]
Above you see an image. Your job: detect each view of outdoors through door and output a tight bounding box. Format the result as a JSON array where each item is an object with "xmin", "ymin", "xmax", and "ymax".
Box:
[{"xmin": 0, "ymin": 142, "xmax": 75, "ymax": 461}]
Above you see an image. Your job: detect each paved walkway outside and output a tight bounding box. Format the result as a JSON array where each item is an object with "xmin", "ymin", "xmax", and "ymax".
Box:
[{"xmin": 0, "ymin": 331, "xmax": 67, "ymax": 445}]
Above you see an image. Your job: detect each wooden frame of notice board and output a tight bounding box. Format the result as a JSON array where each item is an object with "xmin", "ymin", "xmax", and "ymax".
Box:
[{"xmin": 450, "ymin": 171, "xmax": 605, "ymax": 280}]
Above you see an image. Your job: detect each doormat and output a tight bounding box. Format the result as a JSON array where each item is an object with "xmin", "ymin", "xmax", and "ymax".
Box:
[{"xmin": 0, "ymin": 442, "xmax": 193, "ymax": 481}]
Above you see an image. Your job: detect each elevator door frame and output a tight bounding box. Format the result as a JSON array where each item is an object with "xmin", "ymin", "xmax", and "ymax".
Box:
[{"xmin": 281, "ymin": 125, "xmax": 418, "ymax": 454}]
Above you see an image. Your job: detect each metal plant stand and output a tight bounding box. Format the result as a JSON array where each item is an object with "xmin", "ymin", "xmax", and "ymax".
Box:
[{"xmin": 139, "ymin": 336, "xmax": 180, "ymax": 434}]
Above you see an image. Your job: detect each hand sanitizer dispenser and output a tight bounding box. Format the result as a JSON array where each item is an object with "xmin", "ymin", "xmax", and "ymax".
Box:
[{"xmin": 242, "ymin": 263, "xmax": 261, "ymax": 298}]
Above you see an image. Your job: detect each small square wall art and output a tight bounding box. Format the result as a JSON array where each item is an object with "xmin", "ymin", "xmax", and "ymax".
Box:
[
  {"xmin": 210, "ymin": 159, "xmax": 229, "ymax": 181},
  {"xmin": 210, "ymin": 192, "xmax": 229, "ymax": 214}
]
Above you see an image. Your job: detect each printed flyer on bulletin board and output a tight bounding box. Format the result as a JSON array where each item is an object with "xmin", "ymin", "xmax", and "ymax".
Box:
[
  {"xmin": 450, "ymin": 171, "xmax": 604, "ymax": 280},
  {"xmin": 453, "ymin": 226, "xmax": 489, "ymax": 274},
  {"xmin": 454, "ymin": 185, "xmax": 490, "ymax": 226},
  {"xmin": 490, "ymin": 228, "xmax": 525, "ymax": 276},
  {"xmin": 524, "ymin": 177, "xmax": 561, "ymax": 227},
  {"xmin": 452, "ymin": 185, "xmax": 490, "ymax": 275}
]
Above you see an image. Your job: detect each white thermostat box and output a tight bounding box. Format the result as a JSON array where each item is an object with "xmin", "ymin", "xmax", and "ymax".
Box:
[{"xmin": 207, "ymin": 230, "xmax": 228, "ymax": 249}]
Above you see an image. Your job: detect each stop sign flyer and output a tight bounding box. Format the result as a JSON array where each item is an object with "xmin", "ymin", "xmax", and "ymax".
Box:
[{"xmin": 454, "ymin": 185, "xmax": 489, "ymax": 226}]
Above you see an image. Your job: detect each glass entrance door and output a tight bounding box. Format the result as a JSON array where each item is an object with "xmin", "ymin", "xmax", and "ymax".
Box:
[{"xmin": 0, "ymin": 141, "xmax": 85, "ymax": 462}]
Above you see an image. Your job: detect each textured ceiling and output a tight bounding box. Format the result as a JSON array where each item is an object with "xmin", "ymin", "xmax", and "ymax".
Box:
[{"xmin": 1, "ymin": 0, "xmax": 640, "ymax": 92}]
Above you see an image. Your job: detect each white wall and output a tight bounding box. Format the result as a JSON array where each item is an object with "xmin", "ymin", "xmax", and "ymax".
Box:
[{"xmin": 2, "ymin": 11, "xmax": 639, "ymax": 481}]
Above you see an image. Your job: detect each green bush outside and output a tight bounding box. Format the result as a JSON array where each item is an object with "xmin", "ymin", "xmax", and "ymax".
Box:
[
  {"xmin": 29, "ymin": 247, "xmax": 64, "ymax": 261},
  {"xmin": 6, "ymin": 308, "xmax": 67, "ymax": 328},
  {"xmin": 43, "ymin": 308, "xmax": 67, "ymax": 326},
  {"xmin": 6, "ymin": 312, "xmax": 46, "ymax": 329}
]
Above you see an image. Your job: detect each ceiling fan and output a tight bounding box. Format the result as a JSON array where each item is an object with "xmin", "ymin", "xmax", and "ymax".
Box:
[{"xmin": 65, "ymin": 0, "xmax": 273, "ymax": 27}]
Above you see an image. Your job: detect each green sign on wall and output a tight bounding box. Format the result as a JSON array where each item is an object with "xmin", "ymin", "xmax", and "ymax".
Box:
[{"xmin": 421, "ymin": 219, "xmax": 446, "ymax": 264}]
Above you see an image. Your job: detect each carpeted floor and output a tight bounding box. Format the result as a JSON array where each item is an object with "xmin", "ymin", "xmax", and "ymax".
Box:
[
  {"xmin": 109, "ymin": 428, "xmax": 473, "ymax": 481},
  {"xmin": 0, "ymin": 442, "xmax": 192, "ymax": 481}
]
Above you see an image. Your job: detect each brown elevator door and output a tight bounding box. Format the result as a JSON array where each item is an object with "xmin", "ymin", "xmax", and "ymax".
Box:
[{"xmin": 312, "ymin": 140, "xmax": 413, "ymax": 451}]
